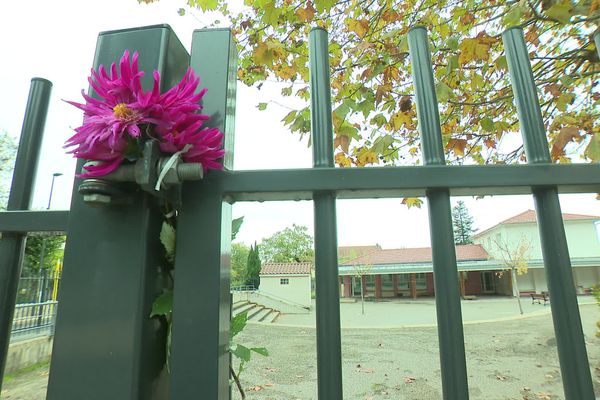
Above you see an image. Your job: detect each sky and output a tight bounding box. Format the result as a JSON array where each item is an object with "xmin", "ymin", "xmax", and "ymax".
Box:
[{"xmin": 0, "ymin": 0, "xmax": 598, "ymax": 250}]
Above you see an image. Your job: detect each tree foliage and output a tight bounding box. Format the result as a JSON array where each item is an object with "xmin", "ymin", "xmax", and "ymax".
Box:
[
  {"xmin": 23, "ymin": 234, "xmax": 66, "ymax": 275},
  {"xmin": 156, "ymin": 0, "xmax": 600, "ymax": 168},
  {"xmin": 452, "ymin": 200, "xmax": 476, "ymax": 244},
  {"xmin": 259, "ymin": 224, "xmax": 314, "ymax": 263},
  {"xmin": 0, "ymin": 131, "xmax": 17, "ymax": 209},
  {"xmin": 231, "ymin": 242, "xmax": 250, "ymax": 285},
  {"xmin": 245, "ymin": 242, "xmax": 262, "ymax": 287}
]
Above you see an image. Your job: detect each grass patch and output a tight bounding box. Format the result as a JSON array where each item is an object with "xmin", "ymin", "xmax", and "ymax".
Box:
[{"xmin": 3, "ymin": 361, "xmax": 49, "ymax": 384}]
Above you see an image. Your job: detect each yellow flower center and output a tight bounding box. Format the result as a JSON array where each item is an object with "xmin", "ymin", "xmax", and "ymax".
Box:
[{"xmin": 113, "ymin": 103, "xmax": 134, "ymax": 119}]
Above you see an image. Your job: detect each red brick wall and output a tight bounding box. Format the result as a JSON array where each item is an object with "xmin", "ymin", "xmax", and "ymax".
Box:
[
  {"xmin": 426, "ymin": 273, "xmax": 435, "ymax": 295},
  {"xmin": 464, "ymin": 271, "xmax": 482, "ymax": 295}
]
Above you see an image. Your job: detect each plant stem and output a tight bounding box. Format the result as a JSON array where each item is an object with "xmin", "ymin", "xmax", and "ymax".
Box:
[{"xmin": 230, "ymin": 365, "xmax": 245, "ymax": 399}]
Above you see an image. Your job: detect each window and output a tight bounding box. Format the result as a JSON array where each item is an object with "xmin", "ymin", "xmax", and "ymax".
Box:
[
  {"xmin": 595, "ymin": 221, "xmax": 600, "ymax": 242},
  {"xmin": 280, "ymin": 278, "xmax": 289, "ymax": 285}
]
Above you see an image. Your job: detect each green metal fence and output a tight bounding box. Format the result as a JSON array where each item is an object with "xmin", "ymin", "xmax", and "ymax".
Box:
[{"xmin": 1, "ymin": 24, "xmax": 599, "ymax": 400}]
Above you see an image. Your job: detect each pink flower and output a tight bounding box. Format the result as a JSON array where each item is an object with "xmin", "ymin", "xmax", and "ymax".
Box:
[{"xmin": 65, "ymin": 50, "xmax": 224, "ymax": 178}]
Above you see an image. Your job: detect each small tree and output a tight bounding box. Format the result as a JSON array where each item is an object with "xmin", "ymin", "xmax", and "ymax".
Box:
[
  {"xmin": 231, "ymin": 243, "xmax": 250, "ymax": 286},
  {"xmin": 245, "ymin": 243, "xmax": 261, "ymax": 289},
  {"xmin": 452, "ymin": 201, "xmax": 477, "ymax": 245},
  {"xmin": 493, "ymin": 235, "xmax": 532, "ymax": 315},
  {"xmin": 0, "ymin": 131, "xmax": 17, "ymax": 210},
  {"xmin": 340, "ymin": 250, "xmax": 372, "ymax": 315},
  {"xmin": 259, "ymin": 224, "xmax": 314, "ymax": 263},
  {"xmin": 23, "ymin": 234, "xmax": 66, "ymax": 275}
]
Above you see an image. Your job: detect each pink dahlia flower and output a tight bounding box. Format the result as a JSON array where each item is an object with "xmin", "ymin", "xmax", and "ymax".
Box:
[{"xmin": 65, "ymin": 50, "xmax": 224, "ymax": 178}]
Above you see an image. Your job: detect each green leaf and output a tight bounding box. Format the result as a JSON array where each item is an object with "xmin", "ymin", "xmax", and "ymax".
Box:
[
  {"xmin": 315, "ymin": 0, "xmax": 335, "ymax": 12},
  {"xmin": 585, "ymin": 133, "xmax": 600, "ymax": 161},
  {"xmin": 282, "ymin": 110, "xmax": 297, "ymax": 125},
  {"xmin": 232, "ymin": 216, "xmax": 244, "ymax": 240},
  {"xmin": 188, "ymin": 0, "xmax": 219, "ymax": 11},
  {"xmin": 480, "ymin": 117, "xmax": 495, "ymax": 132},
  {"xmin": 232, "ymin": 344, "xmax": 251, "ymax": 362},
  {"xmin": 231, "ymin": 312, "xmax": 247, "ymax": 338},
  {"xmin": 177, "ymin": 8, "xmax": 186, "ymax": 16},
  {"xmin": 160, "ymin": 222, "xmax": 176, "ymax": 260},
  {"xmin": 251, "ymin": 347, "xmax": 269, "ymax": 356},
  {"xmin": 545, "ymin": 1, "xmax": 573, "ymax": 23},
  {"xmin": 446, "ymin": 55, "xmax": 459, "ymax": 76},
  {"xmin": 503, "ymin": 5, "xmax": 524, "ymax": 27},
  {"xmin": 281, "ymin": 86, "xmax": 293, "ymax": 96},
  {"xmin": 150, "ymin": 290, "xmax": 173, "ymax": 318},
  {"xmin": 560, "ymin": 75, "xmax": 574, "ymax": 87},
  {"xmin": 257, "ymin": 102, "xmax": 268, "ymax": 111},
  {"xmin": 446, "ymin": 37, "xmax": 459, "ymax": 51},
  {"xmin": 436, "ymin": 81, "xmax": 453, "ymax": 103},
  {"xmin": 495, "ymin": 55, "xmax": 507, "ymax": 70},
  {"xmin": 557, "ymin": 93, "xmax": 574, "ymax": 111}
]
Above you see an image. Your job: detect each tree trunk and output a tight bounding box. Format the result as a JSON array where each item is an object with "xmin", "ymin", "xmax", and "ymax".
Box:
[{"xmin": 511, "ymin": 268, "xmax": 523, "ymax": 315}]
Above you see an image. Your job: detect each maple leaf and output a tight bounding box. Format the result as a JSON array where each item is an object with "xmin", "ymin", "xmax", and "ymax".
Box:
[
  {"xmin": 402, "ymin": 198, "xmax": 423, "ymax": 209},
  {"xmin": 551, "ymin": 126, "xmax": 579, "ymax": 160},
  {"xmin": 446, "ymin": 138, "xmax": 468, "ymax": 157}
]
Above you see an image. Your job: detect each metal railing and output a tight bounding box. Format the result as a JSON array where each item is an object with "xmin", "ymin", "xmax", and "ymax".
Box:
[
  {"xmin": 0, "ymin": 24, "xmax": 598, "ymax": 400},
  {"xmin": 10, "ymin": 301, "xmax": 58, "ymax": 341}
]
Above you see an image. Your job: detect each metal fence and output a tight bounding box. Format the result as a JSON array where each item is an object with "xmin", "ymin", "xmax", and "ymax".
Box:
[
  {"xmin": 0, "ymin": 24, "xmax": 599, "ymax": 400},
  {"xmin": 10, "ymin": 301, "xmax": 58, "ymax": 340}
]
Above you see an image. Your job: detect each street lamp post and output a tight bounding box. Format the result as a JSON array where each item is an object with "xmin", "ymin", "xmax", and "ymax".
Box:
[{"xmin": 37, "ymin": 173, "xmax": 62, "ymax": 327}]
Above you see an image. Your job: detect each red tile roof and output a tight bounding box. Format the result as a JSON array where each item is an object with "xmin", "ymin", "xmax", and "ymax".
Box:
[
  {"xmin": 474, "ymin": 209, "xmax": 600, "ymax": 238},
  {"xmin": 341, "ymin": 244, "xmax": 488, "ymax": 266},
  {"xmin": 260, "ymin": 262, "xmax": 312, "ymax": 275},
  {"xmin": 499, "ymin": 209, "xmax": 599, "ymax": 225}
]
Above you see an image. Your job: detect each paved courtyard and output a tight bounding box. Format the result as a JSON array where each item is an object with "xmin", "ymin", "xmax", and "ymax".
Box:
[
  {"xmin": 2, "ymin": 297, "xmax": 599, "ymax": 400},
  {"xmin": 273, "ymin": 296, "xmax": 590, "ymax": 328}
]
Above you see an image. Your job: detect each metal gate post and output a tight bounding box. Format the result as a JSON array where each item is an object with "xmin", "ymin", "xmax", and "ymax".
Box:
[
  {"xmin": 408, "ymin": 27, "xmax": 470, "ymax": 400},
  {"xmin": 503, "ymin": 28, "xmax": 595, "ymax": 400},
  {"xmin": 46, "ymin": 25, "xmax": 189, "ymax": 400},
  {"xmin": 169, "ymin": 28, "xmax": 236, "ymax": 400},
  {"xmin": 0, "ymin": 78, "xmax": 51, "ymax": 389},
  {"xmin": 308, "ymin": 28, "xmax": 344, "ymax": 400}
]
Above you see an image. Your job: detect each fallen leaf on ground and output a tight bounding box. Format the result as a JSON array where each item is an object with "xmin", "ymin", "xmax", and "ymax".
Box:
[
  {"xmin": 496, "ymin": 374, "xmax": 508, "ymax": 381},
  {"xmin": 404, "ymin": 376, "xmax": 416, "ymax": 383},
  {"xmin": 249, "ymin": 386, "xmax": 262, "ymax": 391},
  {"xmin": 264, "ymin": 383, "xmax": 274, "ymax": 387},
  {"xmin": 536, "ymin": 392, "xmax": 552, "ymax": 400}
]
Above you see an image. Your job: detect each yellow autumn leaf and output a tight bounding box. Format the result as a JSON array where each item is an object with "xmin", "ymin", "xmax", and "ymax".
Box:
[
  {"xmin": 346, "ymin": 19, "xmax": 369, "ymax": 39},
  {"xmin": 253, "ymin": 42, "xmax": 275, "ymax": 65},
  {"xmin": 334, "ymin": 152, "xmax": 352, "ymax": 167},
  {"xmin": 402, "ymin": 197, "xmax": 423, "ymax": 209},
  {"xmin": 458, "ymin": 36, "xmax": 491, "ymax": 65},
  {"xmin": 391, "ymin": 111, "xmax": 412, "ymax": 130},
  {"xmin": 296, "ymin": 1, "xmax": 316, "ymax": 21},
  {"xmin": 356, "ymin": 148, "xmax": 378, "ymax": 166},
  {"xmin": 446, "ymin": 138, "xmax": 468, "ymax": 157}
]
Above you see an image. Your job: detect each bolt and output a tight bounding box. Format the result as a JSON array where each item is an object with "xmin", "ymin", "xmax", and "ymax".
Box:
[{"xmin": 82, "ymin": 193, "xmax": 112, "ymax": 206}]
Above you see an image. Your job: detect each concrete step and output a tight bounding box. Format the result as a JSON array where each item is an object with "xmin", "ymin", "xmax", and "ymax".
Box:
[
  {"xmin": 261, "ymin": 309, "xmax": 281, "ymax": 323},
  {"xmin": 232, "ymin": 302, "xmax": 257, "ymax": 317},
  {"xmin": 250, "ymin": 307, "xmax": 273, "ymax": 322},
  {"xmin": 247, "ymin": 305, "xmax": 265, "ymax": 320},
  {"xmin": 232, "ymin": 301, "xmax": 249, "ymax": 312}
]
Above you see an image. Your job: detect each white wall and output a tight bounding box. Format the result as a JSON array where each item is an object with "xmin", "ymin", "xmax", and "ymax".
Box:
[{"xmin": 259, "ymin": 274, "xmax": 311, "ymax": 308}]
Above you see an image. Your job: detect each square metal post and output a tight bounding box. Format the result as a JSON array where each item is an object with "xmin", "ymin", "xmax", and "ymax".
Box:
[
  {"xmin": 46, "ymin": 25, "xmax": 189, "ymax": 400},
  {"xmin": 0, "ymin": 78, "xmax": 51, "ymax": 389},
  {"xmin": 169, "ymin": 28, "xmax": 236, "ymax": 400}
]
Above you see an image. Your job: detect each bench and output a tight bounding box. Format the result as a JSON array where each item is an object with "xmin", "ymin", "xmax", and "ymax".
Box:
[{"xmin": 530, "ymin": 292, "xmax": 549, "ymax": 305}]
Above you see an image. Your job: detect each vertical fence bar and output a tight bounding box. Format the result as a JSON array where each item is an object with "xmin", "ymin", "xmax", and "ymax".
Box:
[
  {"xmin": 309, "ymin": 27, "xmax": 344, "ymax": 400},
  {"xmin": 170, "ymin": 28, "xmax": 236, "ymax": 400},
  {"xmin": 0, "ymin": 78, "xmax": 51, "ymax": 388},
  {"xmin": 46, "ymin": 25, "xmax": 188, "ymax": 400},
  {"xmin": 503, "ymin": 28, "xmax": 595, "ymax": 400},
  {"xmin": 408, "ymin": 27, "xmax": 470, "ymax": 400}
]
